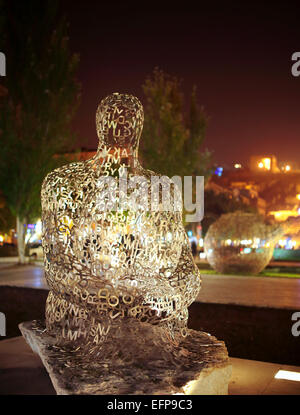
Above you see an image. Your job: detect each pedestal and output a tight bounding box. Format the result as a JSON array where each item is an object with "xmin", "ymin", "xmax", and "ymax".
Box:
[{"xmin": 19, "ymin": 320, "xmax": 232, "ymax": 395}]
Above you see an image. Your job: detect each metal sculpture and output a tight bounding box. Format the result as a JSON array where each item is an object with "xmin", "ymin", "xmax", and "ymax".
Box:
[
  {"xmin": 41, "ymin": 92, "xmax": 201, "ymax": 363},
  {"xmin": 204, "ymin": 211, "xmax": 286, "ymax": 274}
]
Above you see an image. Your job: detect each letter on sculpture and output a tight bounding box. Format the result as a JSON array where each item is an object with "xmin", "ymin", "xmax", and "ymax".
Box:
[{"xmin": 41, "ymin": 93, "xmax": 201, "ymax": 362}]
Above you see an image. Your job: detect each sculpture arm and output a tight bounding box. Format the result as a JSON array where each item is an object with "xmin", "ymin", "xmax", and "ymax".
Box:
[{"xmin": 168, "ymin": 223, "xmax": 201, "ymax": 308}]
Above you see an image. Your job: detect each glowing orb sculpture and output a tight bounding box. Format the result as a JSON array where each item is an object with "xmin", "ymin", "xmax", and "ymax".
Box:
[
  {"xmin": 41, "ymin": 93, "xmax": 201, "ymax": 363},
  {"xmin": 204, "ymin": 211, "xmax": 284, "ymax": 275}
]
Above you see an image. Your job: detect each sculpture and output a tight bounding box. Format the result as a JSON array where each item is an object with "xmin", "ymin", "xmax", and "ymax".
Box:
[
  {"xmin": 41, "ymin": 92, "xmax": 201, "ymax": 364},
  {"xmin": 204, "ymin": 211, "xmax": 288, "ymax": 274},
  {"xmin": 19, "ymin": 92, "xmax": 231, "ymax": 394}
]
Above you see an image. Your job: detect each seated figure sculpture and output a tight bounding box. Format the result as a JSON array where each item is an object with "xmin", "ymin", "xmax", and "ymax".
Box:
[{"xmin": 41, "ymin": 93, "xmax": 201, "ymax": 365}]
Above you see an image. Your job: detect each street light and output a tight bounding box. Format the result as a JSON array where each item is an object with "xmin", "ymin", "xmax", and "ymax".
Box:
[{"xmin": 258, "ymin": 158, "xmax": 271, "ymax": 170}]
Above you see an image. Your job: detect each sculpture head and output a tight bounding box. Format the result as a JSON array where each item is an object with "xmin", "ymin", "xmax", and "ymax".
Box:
[{"xmin": 96, "ymin": 92, "xmax": 144, "ymax": 152}]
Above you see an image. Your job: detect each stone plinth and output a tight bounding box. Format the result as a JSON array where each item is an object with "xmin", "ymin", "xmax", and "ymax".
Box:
[{"xmin": 19, "ymin": 320, "xmax": 232, "ymax": 395}]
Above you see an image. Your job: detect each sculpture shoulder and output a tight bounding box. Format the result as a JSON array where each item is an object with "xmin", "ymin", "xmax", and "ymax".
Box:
[
  {"xmin": 41, "ymin": 160, "xmax": 91, "ymax": 210},
  {"xmin": 42, "ymin": 161, "xmax": 88, "ymax": 190}
]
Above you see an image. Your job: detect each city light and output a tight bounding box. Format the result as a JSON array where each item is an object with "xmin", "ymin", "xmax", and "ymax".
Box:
[
  {"xmin": 243, "ymin": 247, "xmax": 252, "ymax": 254},
  {"xmin": 275, "ymin": 370, "xmax": 300, "ymax": 382},
  {"xmin": 257, "ymin": 157, "xmax": 271, "ymax": 170},
  {"xmin": 284, "ymin": 164, "xmax": 291, "ymax": 172},
  {"xmin": 24, "ymin": 219, "xmax": 43, "ymax": 244},
  {"xmin": 214, "ymin": 166, "xmax": 223, "ymax": 177},
  {"xmin": 296, "ymin": 194, "xmax": 300, "ymax": 200},
  {"xmin": 270, "ymin": 209, "xmax": 299, "ymax": 221},
  {"xmin": 277, "ymin": 238, "xmax": 297, "ymax": 249},
  {"xmin": 234, "ymin": 163, "xmax": 242, "ymax": 169}
]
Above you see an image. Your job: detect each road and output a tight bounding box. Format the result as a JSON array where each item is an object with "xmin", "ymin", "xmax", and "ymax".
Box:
[{"xmin": 0, "ymin": 263, "xmax": 299, "ymax": 309}]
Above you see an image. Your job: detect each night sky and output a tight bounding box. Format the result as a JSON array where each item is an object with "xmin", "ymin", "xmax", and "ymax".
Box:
[{"xmin": 61, "ymin": 1, "xmax": 300, "ymax": 168}]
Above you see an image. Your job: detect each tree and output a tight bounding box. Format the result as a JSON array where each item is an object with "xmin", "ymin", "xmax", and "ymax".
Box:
[
  {"xmin": 140, "ymin": 68, "xmax": 212, "ymax": 179},
  {"xmin": 0, "ymin": 0, "xmax": 81, "ymax": 263},
  {"xmin": 0, "ymin": 201, "xmax": 15, "ymax": 235}
]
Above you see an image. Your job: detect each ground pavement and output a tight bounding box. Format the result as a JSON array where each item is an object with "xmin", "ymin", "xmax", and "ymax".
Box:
[{"xmin": 0, "ymin": 261, "xmax": 300, "ymax": 395}]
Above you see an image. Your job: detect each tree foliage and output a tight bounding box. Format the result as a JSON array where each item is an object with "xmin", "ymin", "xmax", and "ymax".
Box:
[
  {"xmin": 201, "ymin": 189, "xmax": 259, "ymax": 236},
  {"xmin": 140, "ymin": 68, "xmax": 212, "ymax": 179},
  {"xmin": 0, "ymin": 0, "xmax": 80, "ymax": 261},
  {"xmin": 0, "ymin": 0, "xmax": 80, "ymax": 223},
  {"xmin": 0, "ymin": 197, "xmax": 15, "ymax": 233}
]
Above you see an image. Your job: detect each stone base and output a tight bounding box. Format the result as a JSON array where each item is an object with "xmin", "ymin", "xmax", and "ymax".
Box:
[{"xmin": 19, "ymin": 320, "xmax": 232, "ymax": 395}]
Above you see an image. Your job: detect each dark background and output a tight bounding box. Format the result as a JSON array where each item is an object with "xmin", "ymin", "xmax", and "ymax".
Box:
[{"xmin": 59, "ymin": 1, "xmax": 300, "ymax": 167}]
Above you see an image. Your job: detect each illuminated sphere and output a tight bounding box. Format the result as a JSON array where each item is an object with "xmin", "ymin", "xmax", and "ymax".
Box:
[{"xmin": 204, "ymin": 211, "xmax": 283, "ymax": 274}]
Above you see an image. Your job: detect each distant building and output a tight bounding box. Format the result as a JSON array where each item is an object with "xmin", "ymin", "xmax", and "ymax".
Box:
[
  {"xmin": 207, "ymin": 173, "xmax": 267, "ymax": 215},
  {"xmin": 249, "ymin": 155, "xmax": 280, "ymax": 173}
]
